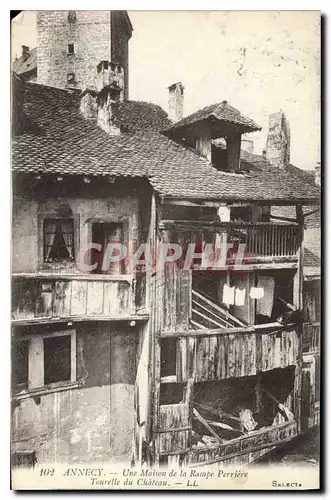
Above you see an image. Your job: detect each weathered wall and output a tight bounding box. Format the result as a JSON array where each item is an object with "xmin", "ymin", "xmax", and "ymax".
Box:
[
  {"xmin": 12, "ymin": 196, "xmax": 39, "ymax": 272},
  {"xmin": 12, "ymin": 194, "xmax": 139, "ymax": 273},
  {"xmin": 12, "ymin": 323, "xmax": 139, "ymax": 464}
]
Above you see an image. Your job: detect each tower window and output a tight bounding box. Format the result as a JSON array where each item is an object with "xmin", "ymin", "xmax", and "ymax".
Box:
[
  {"xmin": 67, "ymin": 43, "xmax": 75, "ymax": 55},
  {"xmin": 67, "ymin": 72, "xmax": 76, "ymax": 85},
  {"xmin": 68, "ymin": 11, "xmax": 77, "ymax": 23}
]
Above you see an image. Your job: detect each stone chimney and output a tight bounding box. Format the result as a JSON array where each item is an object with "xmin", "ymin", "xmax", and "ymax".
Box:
[
  {"xmin": 22, "ymin": 45, "xmax": 30, "ymax": 61},
  {"xmin": 168, "ymin": 82, "xmax": 184, "ymax": 122},
  {"xmin": 315, "ymin": 161, "xmax": 321, "ymax": 187},
  {"xmin": 265, "ymin": 111, "xmax": 291, "ymax": 168},
  {"xmin": 80, "ymin": 61, "xmax": 124, "ymax": 136}
]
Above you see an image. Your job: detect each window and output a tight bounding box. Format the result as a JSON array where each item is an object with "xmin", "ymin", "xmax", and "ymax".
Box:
[
  {"xmin": 12, "ymin": 330, "xmax": 76, "ymax": 394},
  {"xmin": 67, "ymin": 72, "xmax": 76, "ymax": 84},
  {"xmin": 67, "ymin": 43, "xmax": 75, "ymax": 55},
  {"xmin": 91, "ymin": 222, "xmax": 124, "ymax": 274},
  {"xmin": 67, "ymin": 11, "xmax": 77, "ymax": 23},
  {"xmin": 44, "ymin": 218, "xmax": 74, "ymax": 263},
  {"xmin": 44, "ymin": 335, "xmax": 71, "ymax": 385}
]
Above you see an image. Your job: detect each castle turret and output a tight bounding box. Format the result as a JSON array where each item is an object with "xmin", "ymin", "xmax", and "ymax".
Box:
[{"xmin": 37, "ymin": 10, "xmax": 132, "ymax": 98}]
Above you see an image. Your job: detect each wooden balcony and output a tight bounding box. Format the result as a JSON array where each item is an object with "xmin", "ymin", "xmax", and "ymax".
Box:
[
  {"xmin": 12, "ymin": 272, "xmax": 148, "ymax": 325},
  {"xmin": 161, "ymin": 324, "xmax": 298, "ymax": 383},
  {"xmin": 159, "ymin": 220, "xmax": 300, "ymax": 264}
]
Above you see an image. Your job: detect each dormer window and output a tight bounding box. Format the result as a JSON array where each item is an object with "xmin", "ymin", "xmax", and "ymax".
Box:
[
  {"xmin": 67, "ymin": 43, "xmax": 75, "ymax": 55},
  {"xmin": 211, "ymin": 138, "xmax": 228, "ymax": 171}
]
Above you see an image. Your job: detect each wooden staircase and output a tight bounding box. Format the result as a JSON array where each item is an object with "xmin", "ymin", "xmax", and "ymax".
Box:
[{"xmin": 191, "ymin": 289, "xmax": 246, "ymax": 330}]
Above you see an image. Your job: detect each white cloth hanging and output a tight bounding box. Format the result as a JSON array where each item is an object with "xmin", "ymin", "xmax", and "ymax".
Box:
[
  {"xmin": 222, "ymin": 284, "xmax": 235, "ymax": 305},
  {"xmin": 235, "ymin": 287, "xmax": 246, "ymax": 306},
  {"xmin": 250, "ymin": 287, "xmax": 264, "ymax": 300}
]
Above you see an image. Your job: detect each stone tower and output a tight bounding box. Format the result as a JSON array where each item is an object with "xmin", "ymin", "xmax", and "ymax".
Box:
[{"xmin": 36, "ymin": 10, "xmax": 132, "ymax": 99}]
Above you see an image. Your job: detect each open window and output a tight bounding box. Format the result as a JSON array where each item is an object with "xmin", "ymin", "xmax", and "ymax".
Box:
[
  {"xmin": 12, "ymin": 329, "xmax": 76, "ymax": 395},
  {"xmin": 254, "ymin": 269, "xmax": 296, "ymax": 325},
  {"xmin": 91, "ymin": 221, "xmax": 125, "ymax": 274},
  {"xmin": 43, "ymin": 218, "xmax": 74, "ymax": 263}
]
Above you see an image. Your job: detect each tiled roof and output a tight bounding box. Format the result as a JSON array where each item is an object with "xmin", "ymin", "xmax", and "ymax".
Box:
[
  {"xmin": 12, "ymin": 82, "xmax": 320, "ymax": 203},
  {"xmin": 303, "ymin": 248, "xmax": 320, "ymax": 269},
  {"xmin": 12, "ymin": 48, "xmax": 37, "ymax": 78},
  {"xmin": 164, "ymin": 100, "xmax": 261, "ymax": 133}
]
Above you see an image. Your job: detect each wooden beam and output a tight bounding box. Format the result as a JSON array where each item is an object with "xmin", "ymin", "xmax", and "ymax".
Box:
[
  {"xmin": 193, "ymin": 407, "xmax": 222, "ymax": 442},
  {"xmin": 160, "ymin": 322, "xmax": 289, "ymax": 338},
  {"xmin": 11, "ymin": 315, "xmax": 149, "ymax": 326},
  {"xmin": 269, "ymin": 215, "xmax": 298, "ymax": 223}
]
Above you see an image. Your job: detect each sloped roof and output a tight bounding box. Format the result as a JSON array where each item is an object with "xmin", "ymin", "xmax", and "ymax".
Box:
[
  {"xmin": 12, "ymin": 48, "xmax": 37, "ymax": 78},
  {"xmin": 164, "ymin": 100, "xmax": 261, "ymax": 134},
  {"xmin": 12, "ymin": 81, "xmax": 320, "ymax": 203}
]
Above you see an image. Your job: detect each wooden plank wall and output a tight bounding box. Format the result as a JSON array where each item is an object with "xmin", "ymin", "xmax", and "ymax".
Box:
[
  {"xmin": 158, "ymin": 403, "xmax": 190, "ymax": 456},
  {"xmin": 185, "ymin": 420, "xmax": 297, "ymax": 466},
  {"xmin": 12, "ymin": 278, "xmax": 134, "ymax": 320},
  {"xmin": 165, "ymin": 329, "xmax": 297, "ymax": 383},
  {"xmin": 155, "ymin": 265, "xmax": 191, "ymax": 333}
]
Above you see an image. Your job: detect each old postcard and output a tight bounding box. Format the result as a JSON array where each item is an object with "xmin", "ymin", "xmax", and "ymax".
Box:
[{"xmin": 11, "ymin": 10, "xmax": 321, "ymax": 490}]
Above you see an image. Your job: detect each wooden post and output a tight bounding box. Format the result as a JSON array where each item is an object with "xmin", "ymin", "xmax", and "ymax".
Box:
[{"xmin": 293, "ymin": 204, "xmax": 304, "ymax": 433}]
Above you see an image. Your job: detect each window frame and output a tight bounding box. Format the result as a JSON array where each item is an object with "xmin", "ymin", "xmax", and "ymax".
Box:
[
  {"xmin": 43, "ymin": 217, "xmax": 75, "ymax": 264},
  {"xmin": 12, "ymin": 329, "xmax": 77, "ymax": 397},
  {"xmin": 38, "ymin": 213, "xmax": 79, "ymax": 270}
]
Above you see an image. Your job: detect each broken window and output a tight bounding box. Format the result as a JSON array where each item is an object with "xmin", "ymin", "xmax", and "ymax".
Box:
[{"xmin": 43, "ymin": 218, "xmax": 74, "ymax": 263}]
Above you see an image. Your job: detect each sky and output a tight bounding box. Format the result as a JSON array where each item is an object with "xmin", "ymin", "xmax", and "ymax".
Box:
[{"xmin": 11, "ymin": 10, "xmax": 320, "ymax": 171}]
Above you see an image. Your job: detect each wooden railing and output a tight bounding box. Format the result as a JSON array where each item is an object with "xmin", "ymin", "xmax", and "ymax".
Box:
[
  {"xmin": 159, "ymin": 220, "xmax": 300, "ymax": 260},
  {"xmin": 303, "ymin": 322, "xmax": 320, "ymax": 353},
  {"xmin": 12, "ymin": 273, "xmax": 148, "ymax": 324},
  {"xmin": 161, "ymin": 325, "xmax": 298, "ymax": 382}
]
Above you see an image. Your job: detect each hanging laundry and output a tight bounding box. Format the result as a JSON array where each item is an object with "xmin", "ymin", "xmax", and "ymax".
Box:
[
  {"xmin": 222, "ymin": 284, "xmax": 235, "ymax": 305},
  {"xmin": 250, "ymin": 287, "xmax": 264, "ymax": 299},
  {"xmin": 235, "ymin": 287, "xmax": 246, "ymax": 306},
  {"xmin": 256, "ymin": 276, "xmax": 275, "ymax": 318}
]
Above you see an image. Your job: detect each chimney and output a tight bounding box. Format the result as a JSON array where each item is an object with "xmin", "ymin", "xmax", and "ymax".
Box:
[
  {"xmin": 168, "ymin": 82, "xmax": 184, "ymax": 122},
  {"xmin": 265, "ymin": 111, "xmax": 291, "ymax": 168},
  {"xmin": 80, "ymin": 61, "xmax": 124, "ymax": 136},
  {"xmin": 22, "ymin": 45, "xmax": 30, "ymax": 61},
  {"xmin": 315, "ymin": 161, "xmax": 321, "ymax": 187}
]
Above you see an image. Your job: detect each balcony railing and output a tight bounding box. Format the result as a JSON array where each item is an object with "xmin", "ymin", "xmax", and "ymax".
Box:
[
  {"xmin": 12, "ymin": 272, "xmax": 148, "ymax": 324},
  {"xmin": 159, "ymin": 220, "xmax": 300, "ymax": 261},
  {"xmin": 161, "ymin": 324, "xmax": 298, "ymax": 383}
]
